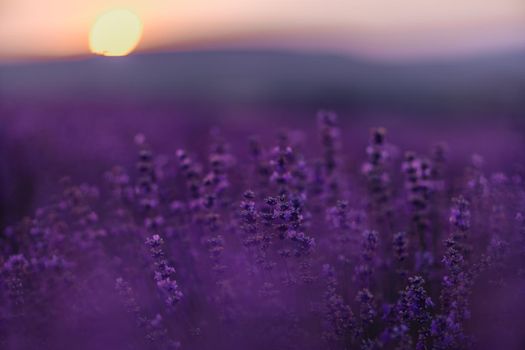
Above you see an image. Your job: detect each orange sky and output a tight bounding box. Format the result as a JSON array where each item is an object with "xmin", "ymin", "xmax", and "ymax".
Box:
[{"xmin": 1, "ymin": 0, "xmax": 525, "ymax": 61}]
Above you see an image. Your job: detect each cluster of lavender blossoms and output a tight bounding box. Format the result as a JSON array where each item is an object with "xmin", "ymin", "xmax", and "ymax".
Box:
[{"xmin": 1, "ymin": 112, "xmax": 524, "ymax": 350}]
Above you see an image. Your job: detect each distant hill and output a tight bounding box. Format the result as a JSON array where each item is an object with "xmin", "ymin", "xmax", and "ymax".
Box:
[{"xmin": 1, "ymin": 49, "xmax": 525, "ymax": 114}]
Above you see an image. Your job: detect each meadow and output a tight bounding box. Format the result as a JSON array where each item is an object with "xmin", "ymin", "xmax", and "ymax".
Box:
[
  {"xmin": 1, "ymin": 105, "xmax": 524, "ymax": 349},
  {"xmin": 2, "ymin": 49, "xmax": 525, "ymax": 349}
]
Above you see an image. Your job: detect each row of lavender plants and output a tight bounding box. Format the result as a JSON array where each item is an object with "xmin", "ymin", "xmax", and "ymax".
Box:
[{"xmin": 1, "ymin": 112, "xmax": 524, "ymax": 349}]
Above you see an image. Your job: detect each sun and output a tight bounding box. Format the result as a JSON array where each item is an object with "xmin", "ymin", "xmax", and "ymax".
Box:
[{"xmin": 89, "ymin": 9, "xmax": 143, "ymax": 57}]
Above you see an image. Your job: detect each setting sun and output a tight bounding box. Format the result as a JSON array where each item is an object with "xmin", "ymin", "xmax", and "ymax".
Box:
[{"xmin": 89, "ymin": 9, "xmax": 143, "ymax": 57}]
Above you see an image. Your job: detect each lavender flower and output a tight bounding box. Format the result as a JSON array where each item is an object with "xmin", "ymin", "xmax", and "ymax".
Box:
[
  {"xmin": 354, "ymin": 230, "xmax": 379, "ymax": 287},
  {"xmin": 115, "ymin": 277, "xmax": 181, "ymax": 349},
  {"xmin": 1, "ymin": 114, "xmax": 523, "ymax": 349},
  {"xmin": 395, "ymin": 276, "xmax": 434, "ymax": 349},
  {"xmin": 322, "ymin": 264, "xmax": 355, "ymax": 344},
  {"xmin": 402, "ymin": 152, "xmax": 434, "ymax": 250},
  {"xmin": 362, "ymin": 127, "xmax": 392, "ymax": 230},
  {"xmin": 145, "ymin": 235, "xmax": 183, "ymax": 308},
  {"xmin": 2, "ymin": 254, "xmax": 29, "ymax": 313},
  {"xmin": 317, "ymin": 110, "xmax": 343, "ymax": 202}
]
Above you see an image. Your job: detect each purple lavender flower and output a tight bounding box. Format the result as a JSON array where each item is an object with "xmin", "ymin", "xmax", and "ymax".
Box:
[
  {"xmin": 449, "ymin": 196, "xmax": 471, "ymax": 234},
  {"xmin": 395, "ymin": 276, "xmax": 434, "ymax": 349},
  {"xmin": 322, "ymin": 264, "xmax": 355, "ymax": 344},
  {"xmin": 2, "ymin": 254, "xmax": 29, "ymax": 313},
  {"xmin": 402, "ymin": 152, "xmax": 434, "ymax": 251},
  {"xmin": 1, "ymin": 114, "xmax": 524, "ymax": 349},
  {"xmin": 317, "ymin": 110, "xmax": 343, "ymax": 202},
  {"xmin": 145, "ymin": 235, "xmax": 183, "ymax": 308},
  {"xmin": 362, "ymin": 127, "xmax": 393, "ymax": 230},
  {"xmin": 355, "ymin": 288, "xmax": 377, "ymax": 327},
  {"xmin": 354, "ymin": 230, "xmax": 379, "ymax": 287},
  {"xmin": 115, "ymin": 277, "xmax": 181, "ymax": 349}
]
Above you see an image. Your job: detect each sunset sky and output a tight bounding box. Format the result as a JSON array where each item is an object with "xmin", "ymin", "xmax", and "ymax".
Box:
[{"xmin": 1, "ymin": 0, "xmax": 525, "ymax": 61}]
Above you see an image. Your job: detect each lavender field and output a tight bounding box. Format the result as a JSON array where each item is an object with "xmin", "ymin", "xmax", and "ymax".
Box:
[{"xmin": 1, "ymin": 52, "xmax": 525, "ymax": 350}]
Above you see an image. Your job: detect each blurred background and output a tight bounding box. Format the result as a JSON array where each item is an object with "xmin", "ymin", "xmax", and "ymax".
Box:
[{"xmin": 1, "ymin": 0, "xmax": 525, "ymax": 227}]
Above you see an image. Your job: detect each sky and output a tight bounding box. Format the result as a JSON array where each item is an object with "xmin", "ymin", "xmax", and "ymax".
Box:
[{"xmin": 1, "ymin": 0, "xmax": 525, "ymax": 61}]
